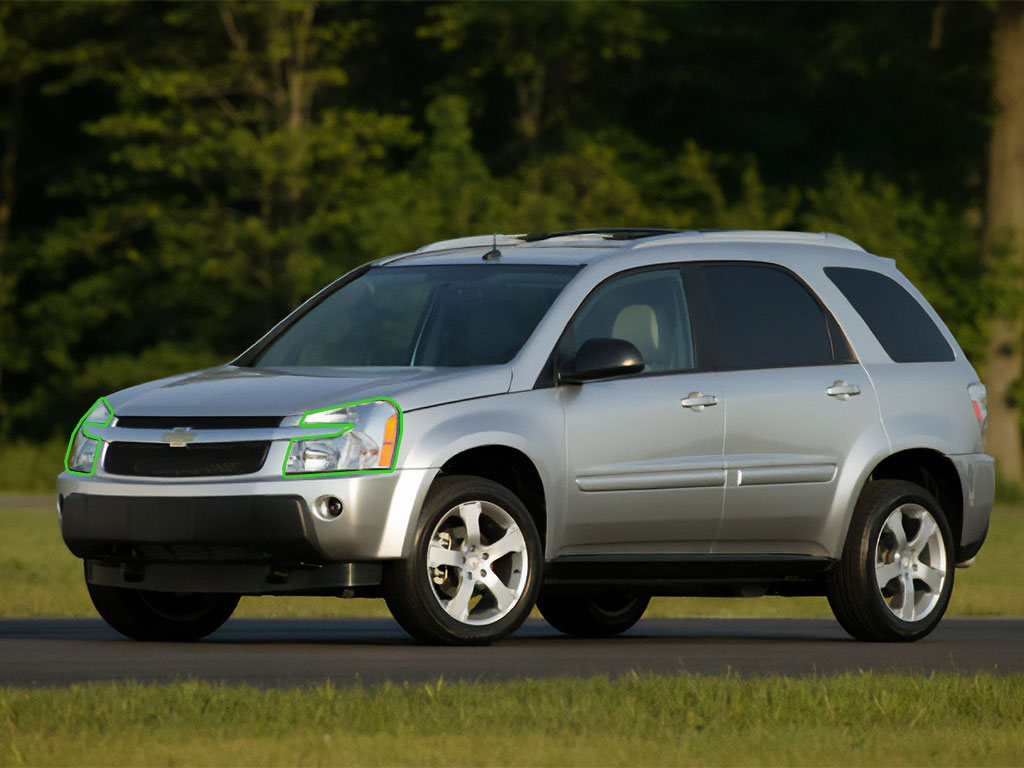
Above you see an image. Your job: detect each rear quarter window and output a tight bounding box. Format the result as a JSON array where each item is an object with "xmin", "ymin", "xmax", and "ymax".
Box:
[{"xmin": 825, "ymin": 267, "xmax": 954, "ymax": 363}]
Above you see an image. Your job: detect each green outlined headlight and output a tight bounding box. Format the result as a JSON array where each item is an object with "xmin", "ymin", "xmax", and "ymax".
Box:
[
  {"xmin": 283, "ymin": 398, "xmax": 402, "ymax": 477},
  {"xmin": 65, "ymin": 397, "xmax": 114, "ymax": 475}
]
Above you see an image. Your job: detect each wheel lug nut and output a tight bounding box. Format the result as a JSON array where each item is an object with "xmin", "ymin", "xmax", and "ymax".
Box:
[
  {"xmin": 480, "ymin": 569, "xmax": 487, "ymax": 577},
  {"xmin": 482, "ymin": 553, "xmax": 489, "ymax": 560}
]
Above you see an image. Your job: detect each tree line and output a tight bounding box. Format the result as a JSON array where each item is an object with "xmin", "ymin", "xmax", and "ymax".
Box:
[{"xmin": 4, "ymin": 1, "xmax": 1024, "ymax": 484}]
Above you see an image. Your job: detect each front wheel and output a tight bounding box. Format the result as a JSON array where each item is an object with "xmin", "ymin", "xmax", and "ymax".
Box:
[
  {"xmin": 384, "ymin": 475, "xmax": 542, "ymax": 645},
  {"xmin": 826, "ymin": 479, "xmax": 954, "ymax": 642},
  {"xmin": 87, "ymin": 580, "xmax": 239, "ymax": 641},
  {"xmin": 538, "ymin": 591, "xmax": 649, "ymax": 637}
]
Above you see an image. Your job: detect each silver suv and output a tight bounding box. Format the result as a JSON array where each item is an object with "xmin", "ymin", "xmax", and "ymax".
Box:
[{"xmin": 57, "ymin": 229, "xmax": 994, "ymax": 645}]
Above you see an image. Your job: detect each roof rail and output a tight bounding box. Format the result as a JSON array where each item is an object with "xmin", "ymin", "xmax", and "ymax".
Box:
[
  {"xmin": 522, "ymin": 227, "xmax": 681, "ymax": 242},
  {"xmin": 632, "ymin": 230, "xmax": 865, "ymax": 252},
  {"xmin": 415, "ymin": 233, "xmax": 526, "ymax": 254},
  {"xmin": 412, "ymin": 229, "xmax": 866, "ymax": 256}
]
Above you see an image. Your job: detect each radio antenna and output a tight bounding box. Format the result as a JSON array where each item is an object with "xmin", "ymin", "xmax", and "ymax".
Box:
[{"xmin": 482, "ymin": 232, "xmax": 501, "ymax": 261}]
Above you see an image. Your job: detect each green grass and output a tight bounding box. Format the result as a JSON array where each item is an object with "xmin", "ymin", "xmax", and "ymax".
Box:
[
  {"xmin": 2, "ymin": 500, "xmax": 1022, "ymax": 619},
  {"xmin": 2, "ymin": 674, "xmax": 1023, "ymax": 766},
  {"xmin": 0, "ymin": 440, "xmax": 63, "ymax": 495}
]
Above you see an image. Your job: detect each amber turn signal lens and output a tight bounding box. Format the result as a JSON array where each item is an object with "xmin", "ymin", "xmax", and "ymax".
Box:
[{"xmin": 379, "ymin": 414, "xmax": 399, "ymax": 467}]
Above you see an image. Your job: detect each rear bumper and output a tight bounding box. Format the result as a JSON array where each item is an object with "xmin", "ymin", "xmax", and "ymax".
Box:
[{"xmin": 950, "ymin": 452, "xmax": 995, "ymax": 563}]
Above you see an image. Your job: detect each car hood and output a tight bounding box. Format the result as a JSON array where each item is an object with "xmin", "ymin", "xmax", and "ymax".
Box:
[{"xmin": 106, "ymin": 365, "xmax": 513, "ymax": 418}]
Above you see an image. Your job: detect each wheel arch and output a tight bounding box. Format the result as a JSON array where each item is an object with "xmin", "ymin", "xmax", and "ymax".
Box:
[
  {"xmin": 434, "ymin": 445, "xmax": 548, "ymax": 549},
  {"xmin": 865, "ymin": 448, "xmax": 965, "ymax": 558}
]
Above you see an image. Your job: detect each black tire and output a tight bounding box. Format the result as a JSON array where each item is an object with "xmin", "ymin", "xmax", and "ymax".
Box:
[
  {"xmin": 383, "ymin": 475, "xmax": 543, "ymax": 645},
  {"xmin": 826, "ymin": 479, "xmax": 954, "ymax": 642},
  {"xmin": 87, "ymin": 580, "xmax": 239, "ymax": 641},
  {"xmin": 538, "ymin": 591, "xmax": 649, "ymax": 637}
]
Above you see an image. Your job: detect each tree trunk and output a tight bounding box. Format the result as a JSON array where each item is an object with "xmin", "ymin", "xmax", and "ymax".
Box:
[
  {"xmin": 0, "ymin": 75, "xmax": 24, "ymax": 418},
  {"xmin": 985, "ymin": 3, "xmax": 1024, "ymax": 486}
]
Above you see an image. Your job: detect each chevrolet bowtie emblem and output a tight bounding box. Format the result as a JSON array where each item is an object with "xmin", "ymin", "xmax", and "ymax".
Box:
[{"xmin": 162, "ymin": 427, "xmax": 195, "ymax": 448}]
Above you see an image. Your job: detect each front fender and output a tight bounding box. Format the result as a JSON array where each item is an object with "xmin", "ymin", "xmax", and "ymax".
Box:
[{"xmin": 386, "ymin": 389, "xmax": 566, "ymax": 557}]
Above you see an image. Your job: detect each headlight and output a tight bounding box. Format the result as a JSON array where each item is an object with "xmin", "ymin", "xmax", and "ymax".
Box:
[
  {"xmin": 65, "ymin": 398, "xmax": 114, "ymax": 475},
  {"xmin": 284, "ymin": 398, "xmax": 402, "ymax": 476}
]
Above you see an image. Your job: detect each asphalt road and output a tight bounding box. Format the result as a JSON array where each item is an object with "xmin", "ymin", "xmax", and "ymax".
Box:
[{"xmin": 1, "ymin": 617, "xmax": 1022, "ymax": 688}]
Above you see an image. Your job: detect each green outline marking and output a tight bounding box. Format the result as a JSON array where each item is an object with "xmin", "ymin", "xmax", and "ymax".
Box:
[
  {"xmin": 64, "ymin": 396, "xmax": 115, "ymax": 476},
  {"xmin": 282, "ymin": 396, "xmax": 404, "ymax": 478}
]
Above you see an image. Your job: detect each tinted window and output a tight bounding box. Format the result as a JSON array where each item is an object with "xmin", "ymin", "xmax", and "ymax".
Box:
[
  {"xmin": 700, "ymin": 264, "xmax": 839, "ymax": 369},
  {"xmin": 253, "ymin": 264, "xmax": 578, "ymax": 368},
  {"xmin": 825, "ymin": 267, "xmax": 954, "ymax": 363},
  {"xmin": 567, "ymin": 268, "xmax": 695, "ymax": 373}
]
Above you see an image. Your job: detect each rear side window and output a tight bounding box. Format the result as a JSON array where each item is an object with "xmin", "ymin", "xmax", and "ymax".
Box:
[
  {"xmin": 825, "ymin": 267, "xmax": 954, "ymax": 363},
  {"xmin": 699, "ymin": 263, "xmax": 850, "ymax": 370}
]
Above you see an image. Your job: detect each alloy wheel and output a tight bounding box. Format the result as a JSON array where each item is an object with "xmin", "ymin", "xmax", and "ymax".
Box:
[
  {"xmin": 425, "ymin": 500, "xmax": 529, "ymax": 626},
  {"xmin": 874, "ymin": 503, "xmax": 948, "ymax": 623}
]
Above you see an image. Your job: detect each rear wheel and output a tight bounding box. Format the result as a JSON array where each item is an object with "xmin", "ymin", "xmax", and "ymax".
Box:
[
  {"xmin": 538, "ymin": 591, "xmax": 649, "ymax": 637},
  {"xmin": 384, "ymin": 475, "xmax": 542, "ymax": 645},
  {"xmin": 87, "ymin": 580, "xmax": 239, "ymax": 641},
  {"xmin": 826, "ymin": 479, "xmax": 954, "ymax": 642}
]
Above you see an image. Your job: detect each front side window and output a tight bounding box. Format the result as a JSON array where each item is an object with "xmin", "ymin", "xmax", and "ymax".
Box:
[
  {"xmin": 565, "ymin": 268, "xmax": 695, "ymax": 374},
  {"xmin": 251, "ymin": 264, "xmax": 579, "ymax": 368},
  {"xmin": 699, "ymin": 263, "xmax": 847, "ymax": 370}
]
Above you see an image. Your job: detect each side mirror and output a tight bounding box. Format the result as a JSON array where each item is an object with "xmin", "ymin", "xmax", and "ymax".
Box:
[{"xmin": 559, "ymin": 338, "xmax": 645, "ymax": 384}]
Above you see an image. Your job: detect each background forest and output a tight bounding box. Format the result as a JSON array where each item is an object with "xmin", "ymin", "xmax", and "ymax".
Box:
[{"xmin": 1, "ymin": 1, "xmax": 1022, "ymax": 492}]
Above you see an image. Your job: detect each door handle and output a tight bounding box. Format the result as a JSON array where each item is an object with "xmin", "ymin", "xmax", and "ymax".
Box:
[
  {"xmin": 826, "ymin": 380, "xmax": 861, "ymax": 399},
  {"xmin": 681, "ymin": 392, "xmax": 719, "ymax": 410}
]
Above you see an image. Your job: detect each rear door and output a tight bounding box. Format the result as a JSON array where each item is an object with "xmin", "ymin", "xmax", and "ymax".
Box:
[{"xmin": 694, "ymin": 262, "xmax": 882, "ymax": 555}]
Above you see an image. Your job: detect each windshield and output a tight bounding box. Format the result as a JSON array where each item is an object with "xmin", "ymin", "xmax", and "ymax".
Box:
[{"xmin": 250, "ymin": 264, "xmax": 580, "ymax": 368}]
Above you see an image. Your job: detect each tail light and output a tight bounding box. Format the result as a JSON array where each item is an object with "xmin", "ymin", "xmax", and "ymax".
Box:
[{"xmin": 968, "ymin": 382, "xmax": 987, "ymax": 443}]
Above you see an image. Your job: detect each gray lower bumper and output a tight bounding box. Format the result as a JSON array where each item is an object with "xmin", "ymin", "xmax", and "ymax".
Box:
[
  {"xmin": 62, "ymin": 493, "xmax": 325, "ymax": 562},
  {"xmin": 65, "ymin": 491, "xmax": 389, "ymax": 594},
  {"xmin": 85, "ymin": 558, "xmax": 383, "ymax": 595}
]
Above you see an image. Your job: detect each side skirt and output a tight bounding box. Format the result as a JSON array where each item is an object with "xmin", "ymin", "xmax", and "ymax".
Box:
[{"xmin": 542, "ymin": 554, "xmax": 835, "ymax": 597}]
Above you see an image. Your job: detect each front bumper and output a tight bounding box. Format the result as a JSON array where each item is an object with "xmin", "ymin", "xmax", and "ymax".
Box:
[
  {"xmin": 83, "ymin": 558, "xmax": 384, "ymax": 596},
  {"xmin": 61, "ymin": 489, "xmax": 390, "ymax": 595},
  {"xmin": 57, "ymin": 466, "xmax": 437, "ymax": 564},
  {"xmin": 62, "ymin": 493, "xmax": 321, "ymax": 561}
]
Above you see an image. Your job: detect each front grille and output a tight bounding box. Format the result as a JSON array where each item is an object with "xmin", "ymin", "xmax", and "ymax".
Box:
[
  {"xmin": 105, "ymin": 441, "xmax": 271, "ymax": 477},
  {"xmin": 114, "ymin": 416, "xmax": 283, "ymax": 429}
]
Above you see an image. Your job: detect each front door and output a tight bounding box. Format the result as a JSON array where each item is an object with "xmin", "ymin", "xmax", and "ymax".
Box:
[{"xmin": 556, "ymin": 267, "xmax": 725, "ymax": 556}]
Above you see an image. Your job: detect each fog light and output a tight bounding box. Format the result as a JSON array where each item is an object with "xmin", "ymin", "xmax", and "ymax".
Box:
[{"xmin": 314, "ymin": 495, "xmax": 344, "ymax": 520}]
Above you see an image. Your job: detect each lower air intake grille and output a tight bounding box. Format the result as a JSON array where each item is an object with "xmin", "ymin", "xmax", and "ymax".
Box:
[{"xmin": 105, "ymin": 442, "xmax": 271, "ymax": 478}]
